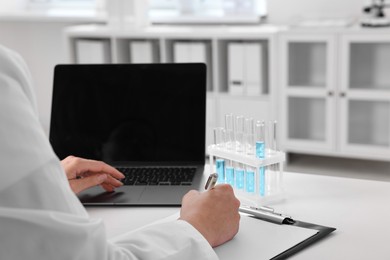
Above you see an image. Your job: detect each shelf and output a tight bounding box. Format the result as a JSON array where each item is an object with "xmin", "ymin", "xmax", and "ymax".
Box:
[{"xmin": 0, "ymin": 9, "xmax": 105, "ymax": 23}]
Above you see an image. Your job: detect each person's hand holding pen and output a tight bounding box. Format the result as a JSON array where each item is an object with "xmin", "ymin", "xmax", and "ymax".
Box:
[{"xmin": 179, "ymin": 173, "xmax": 240, "ymax": 248}]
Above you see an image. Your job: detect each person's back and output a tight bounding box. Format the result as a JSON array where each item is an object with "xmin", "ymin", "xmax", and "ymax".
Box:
[{"xmin": 0, "ymin": 45, "xmax": 240, "ymax": 260}]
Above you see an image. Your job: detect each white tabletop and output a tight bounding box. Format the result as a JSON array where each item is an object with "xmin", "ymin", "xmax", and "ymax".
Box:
[{"xmin": 87, "ymin": 171, "xmax": 390, "ymax": 260}]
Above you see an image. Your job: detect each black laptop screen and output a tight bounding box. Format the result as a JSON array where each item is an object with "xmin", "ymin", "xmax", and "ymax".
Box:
[{"xmin": 50, "ymin": 63, "xmax": 206, "ymax": 164}]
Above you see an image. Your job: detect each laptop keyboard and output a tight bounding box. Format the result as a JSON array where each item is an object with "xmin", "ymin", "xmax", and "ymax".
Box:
[{"xmin": 116, "ymin": 167, "xmax": 197, "ymax": 186}]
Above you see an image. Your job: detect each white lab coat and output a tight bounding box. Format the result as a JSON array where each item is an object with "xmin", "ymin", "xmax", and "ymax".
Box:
[{"xmin": 0, "ymin": 45, "xmax": 218, "ymax": 260}]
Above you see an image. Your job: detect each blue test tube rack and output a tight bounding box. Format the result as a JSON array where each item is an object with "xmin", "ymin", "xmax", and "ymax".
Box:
[{"xmin": 208, "ymin": 145, "xmax": 286, "ymax": 207}]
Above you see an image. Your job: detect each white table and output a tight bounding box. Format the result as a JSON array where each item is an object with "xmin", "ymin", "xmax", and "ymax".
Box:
[{"xmin": 87, "ymin": 171, "xmax": 390, "ymax": 260}]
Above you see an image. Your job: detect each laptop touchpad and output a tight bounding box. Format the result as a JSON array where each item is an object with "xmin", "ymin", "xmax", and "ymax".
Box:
[
  {"xmin": 79, "ymin": 186, "xmax": 145, "ymax": 204},
  {"xmin": 139, "ymin": 186, "xmax": 189, "ymax": 205}
]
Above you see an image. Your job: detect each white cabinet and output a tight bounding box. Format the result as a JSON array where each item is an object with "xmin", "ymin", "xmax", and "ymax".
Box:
[
  {"xmin": 64, "ymin": 25, "xmax": 279, "ymax": 150},
  {"xmin": 280, "ymin": 31, "xmax": 390, "ymax": 161},
  {"xmin": 280, "ymin": 33, "xmax": 337, "ymax": 153},
  {"xmin": 64, "ymin": 25, "xmax": 390, "ymax": 161},
  {"xmin": 339, "ymin": 34, "xmax": 390, "ymax": 159}
]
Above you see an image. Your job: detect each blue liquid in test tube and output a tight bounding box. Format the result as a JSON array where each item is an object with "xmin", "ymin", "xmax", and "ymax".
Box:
[
  {"xmin": 246, "ymin": 170, "xmax": 255, "ymax": 193},
  {"xmin": 256, "ymin": 141, "xmax": 265, "ymax": 158},
  {"xmin": 216, "ymin": 159, "xmax": 225, "ymax": 183},
  {"xmin": 225, "ymin": 165, "xmax": 235, "ymax": 187},
  {"xmin": 259, "ymin": 166, "xmax": 265, "ymax": 196},
  {"xmin": 235, "ymin": 168, "xmax": 245, "ymax": 190},
  {"xmin": 255, "ymin": 121, "xmax": 266, "ymax": 197},
  {"xmin": 256, "ymin": 141, "xmax": 266, "ymax": 197}
]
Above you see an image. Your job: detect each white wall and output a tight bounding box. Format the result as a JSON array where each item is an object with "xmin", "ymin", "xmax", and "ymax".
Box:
[
  {"xmin": 0, "ymin": 0, "xmax": 27, "ymax": 11},
  {"xmin": 0, "ymin": 21, "xmax": 83, "ymax": 135},
  {"xmin": 268, "ymin": 0, "xmax": 367, "ymax": 24}
]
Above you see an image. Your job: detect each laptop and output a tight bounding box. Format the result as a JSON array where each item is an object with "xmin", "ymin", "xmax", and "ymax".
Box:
[{"xmin": 50, "ymin": 63, "xmax": 207, "ymax": 206}]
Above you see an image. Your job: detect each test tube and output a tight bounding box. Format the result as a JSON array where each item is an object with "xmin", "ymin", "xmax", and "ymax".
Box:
[
  {"xmin": 233, "ymin": 116, "xmax": 244, "ymax": 191},
  {"xmin": 213, "ymin": 127, "xmax": 225, "ymax": 149},
  {"xmin": 225, "ymin": 114, "xmax": 234, "ymax": 151},
  {"xmin": 245, "ymin": 166, "xmax": 256, "ymax": 194},
  {"xmin": 255, "ymin": 121, "xmax": 266, "ymax": 197},
  {"xmin": 267, "ymin": 120, "xmax": 278, "ymax": 155},
  {"xmin": 213, "ymin": 127, "xmax": 226, "ymax": 183},
  {"xmin": 234, "ymin": 115, "xmax": 245, "ymax": 153},
  {"xmin": 272, "ymin": 121, "xmax": 278, "ymax": 152},
  {"xmin": 266, "ymin": 121, "xmax": 279, "ymax": 195},
  {"xmin": 244, "ymin": 118, "xmax": 255, "ymax": 156},
  {"xmin": 225, "ymin": 160, "xmax": 235, "ymax": 187},
  {"xmin": 255, "ymin": 121, "xmax": 266, "ymax": 159},
  {"xmin": 216, "ymin": 159, "xmax": 225, "ymax": 184},
  {"xmin": 235, "ymin": 163, "xmax": 245, "ymax": 191}
]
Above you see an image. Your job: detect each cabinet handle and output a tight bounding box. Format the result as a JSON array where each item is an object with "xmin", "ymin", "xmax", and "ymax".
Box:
[
  {"xmin": 328, "ymin": 91, "xmax": 334, "ymax": 96},
  {"xmin": 340, "ymin": 92, "xmax": 346, "ymax": 97}
]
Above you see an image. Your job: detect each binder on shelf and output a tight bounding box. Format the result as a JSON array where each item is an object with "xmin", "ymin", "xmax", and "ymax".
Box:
[
  {"xmin": 75, "ymin": 39, "xmax": 111, "ymax": 64},
  {"xmin": 227, "ymin": 42, "xmax": 266, "ymax": 96},
  {"xmin": 129, "ymin": 41, "xmax": 158, "ymax": 63},
  {"xmin": 228, "ymin": 42, "xmax": 245, "ymax": 95}
]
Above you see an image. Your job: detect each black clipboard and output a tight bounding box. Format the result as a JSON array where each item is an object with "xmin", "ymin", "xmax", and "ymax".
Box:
[
  {"xmin": 239, "ymin": 207, "xmax": 336, "ymax": 260},
  {"xmin": 271, "ymin": 220, "xmax": 336, "ymax": 260}
]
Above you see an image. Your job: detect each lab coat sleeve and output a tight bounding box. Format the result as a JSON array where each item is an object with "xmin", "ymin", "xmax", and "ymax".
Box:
[
  {"xmin": 0, "ymin": 205, "xmax": 218, "ymax": 260},
  {"xmin": 108, "ymin": 220, "xmax": 218, "ymax": 260},
  {"xmin": 0, "ymin": 160, "xmax": 218, "ymax": 260}
]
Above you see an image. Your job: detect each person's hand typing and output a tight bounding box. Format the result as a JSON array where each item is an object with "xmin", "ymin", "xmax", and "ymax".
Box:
[
  {"xmin": 179, "ymin": 184, "xmax": 240, "ymax": 247},
  {"xmin": 61, "ymin": 156, "xmax": 125, "ymax": 194}
]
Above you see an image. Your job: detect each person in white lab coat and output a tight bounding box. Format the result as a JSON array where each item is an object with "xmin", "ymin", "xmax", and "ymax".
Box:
[{"xmin": 0, "ymin": 45, "xmax": 240, "ymax": 260}]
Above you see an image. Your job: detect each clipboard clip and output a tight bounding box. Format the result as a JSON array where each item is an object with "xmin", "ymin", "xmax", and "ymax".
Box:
[{"xmin": 239, "ymin": 206, "xmax": 295, "ymax": 225}]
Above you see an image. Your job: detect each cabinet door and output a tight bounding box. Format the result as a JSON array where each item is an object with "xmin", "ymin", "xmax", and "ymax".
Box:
[
  {"xmin": 339, "ymin": 35, "xmax": 390, "ymax": 159},
  {"xmin": 280, "ymin": 34, "xmax": 337, "ymax": 153}
]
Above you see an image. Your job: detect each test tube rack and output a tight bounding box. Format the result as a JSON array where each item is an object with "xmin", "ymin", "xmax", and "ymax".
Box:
[{"xmin": 208, "ymin": 145, "xmax": 286, "ymax": 207}]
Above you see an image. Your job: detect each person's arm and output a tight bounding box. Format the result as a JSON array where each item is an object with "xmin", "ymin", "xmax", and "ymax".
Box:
[
  {"xmin": 1, "ymin": 156, "xmax": 239, "ymax": 260},
  {"xmin": 60, "ymin": 155, "xmax": 241, "ymax": 249},
  {"xmin": 107, "ymin": 184, "xmax": 240, "ymax": 260}
]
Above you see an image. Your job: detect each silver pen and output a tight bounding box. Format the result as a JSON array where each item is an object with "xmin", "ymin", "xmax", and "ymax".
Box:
[
  {"xmin": 205, "ymin": 173, "xmax": 218, "ymax": 191},
  {"xmin": 249, "ymin": 205, "xmax": 275, "ymax": 213},
  {"xmin": 239, "ymin": 206, "xmax": 295, "ymax": 225}
]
